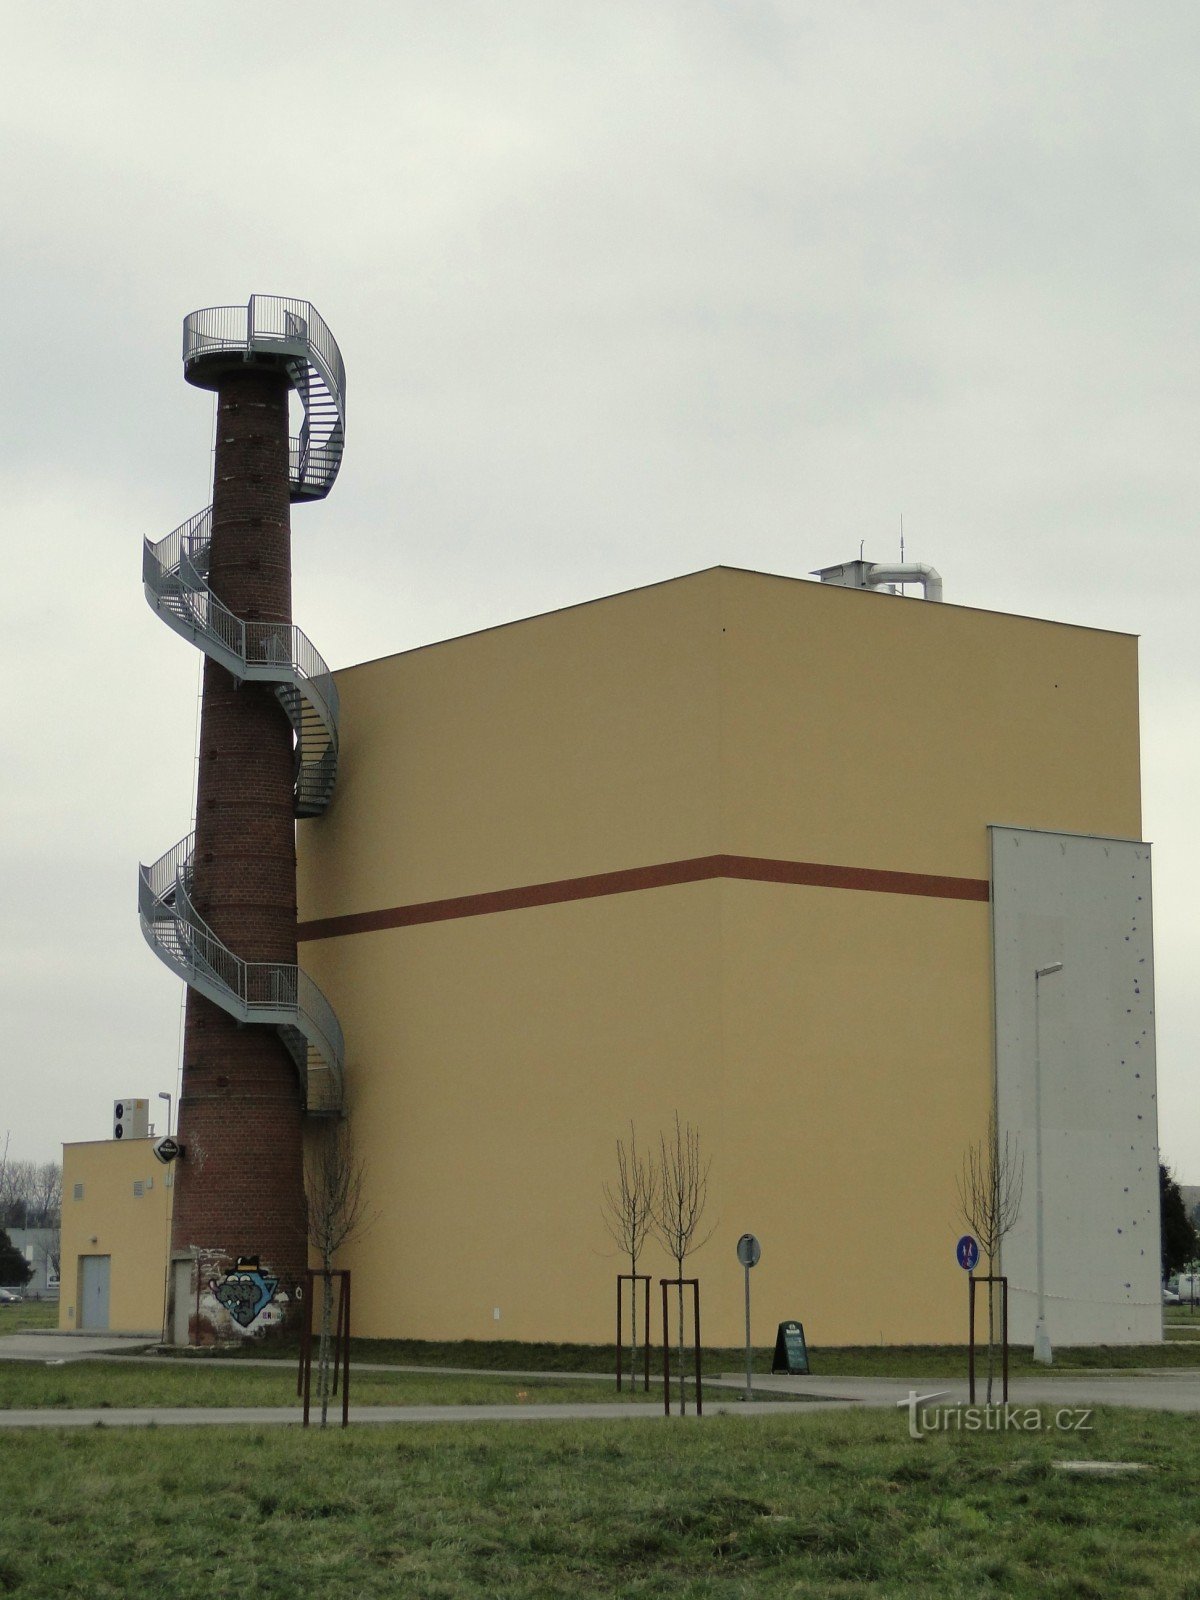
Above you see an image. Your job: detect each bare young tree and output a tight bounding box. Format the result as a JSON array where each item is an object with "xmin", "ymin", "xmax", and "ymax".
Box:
[
  {"xmin": 601, "ymin": 1122, "xmax": 658, "ymax": 1370},
  {"xmin": 0, "ymin": 1158, "xmax": 61, "ymax": 1228},
  {"xmin": 303, "ymin": 1123, "xmax": 375, "ymax": 1427},
  {"xmin": 38, "ymin": 1238, "xmax": 61, "ymax": 1294},
  {"xmin": 957, "ymin": 1106, "xmax": 1024, "ymax": 1402},
  {"xmin": 0, "ymin": 1134, "xmax": 14, "ymax": 1226},
  {"xmin": 0, "ymin": 1132, "xmax": 17, "ymax": 1228},
  {"xmin": 651, "ymin": 1112, "xmax": 716, "ymax": 1415},
  {"xmin": 28, "ymin": 1163, "xmax": 62, "ymax": 1228},
  {"xmin": 0, "ymin": 1147, "xmax": 62, "ymax": 1230}
]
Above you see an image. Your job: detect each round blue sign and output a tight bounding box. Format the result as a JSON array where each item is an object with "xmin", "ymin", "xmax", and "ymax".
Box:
[{"xmin": 956, "ymin": 1234, "xmax": 980, "ymax": 1271}]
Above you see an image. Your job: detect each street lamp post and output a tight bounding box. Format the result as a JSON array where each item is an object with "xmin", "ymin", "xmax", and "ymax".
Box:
[
  {"xmin": 158, "ymin": 1091, "xmax": 173, "ymax": 1138},
  {"xmin": 1033, "ymin": 961, "xmax": 1063, "ymax": 1366}
]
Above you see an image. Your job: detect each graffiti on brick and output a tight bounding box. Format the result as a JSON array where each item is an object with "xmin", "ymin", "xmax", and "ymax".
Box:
[{"xmin": 209, "ymin": 1256, "xmax": 288, "ymax": 1334}]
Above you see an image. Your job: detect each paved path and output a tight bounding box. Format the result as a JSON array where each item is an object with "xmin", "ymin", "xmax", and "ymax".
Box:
[
  {"xmin": 0, "ymin": 1334, "xmax": 622, "ymax": 1380},
  {"xmin": 3, "ymin": 1374, "xmax": 1199, "ymax": 1429},
  {"xmin": 3, "ymin": 1331, "xmax": 1199, "ymax": 1426},
  {"xmin": 0, "ymin": 1332, "xmax": 159, "ymax": 1362},
  {"xmin": 735, "ymin": 1370, "xmax": 1200, "ymax": 1414}
]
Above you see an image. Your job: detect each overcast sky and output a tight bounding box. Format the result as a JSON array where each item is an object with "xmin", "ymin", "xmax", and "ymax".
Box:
[{"xmin": 4, "ymin": 2, "xmax": 1198, "ymax": 1176}]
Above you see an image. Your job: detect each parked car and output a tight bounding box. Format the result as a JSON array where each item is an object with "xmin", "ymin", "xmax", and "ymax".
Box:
[
  {"xmin": 0, "ymin": 1287, "xmax": 23, "ymax": 1305},
  {"xmin": 1163, "ymin": 1286, "xmax": 1181, "ymax": 1305}
]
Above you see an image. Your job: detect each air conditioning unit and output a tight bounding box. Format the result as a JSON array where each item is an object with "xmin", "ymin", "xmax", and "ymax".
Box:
[{"xmin": 113, "ymin": 1099, "xmax": 150, "ymax": 1140}]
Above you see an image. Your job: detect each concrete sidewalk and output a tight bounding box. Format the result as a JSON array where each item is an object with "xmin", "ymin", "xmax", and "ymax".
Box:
[
  {"xmin": 0, "ymin": 1332, "xmax": 159, "ymax": 1362},
  {"xmin": 730, "ymin": 1369, "xmax": 1200, "ymax": 1414},
  {"xmin": 1, "ymin": 1371, "xmax": 1198, "ymax": 1429},
  {"xmin": 2, "ymin": 1375, "xmax": 1199, "ymax": 1429}
]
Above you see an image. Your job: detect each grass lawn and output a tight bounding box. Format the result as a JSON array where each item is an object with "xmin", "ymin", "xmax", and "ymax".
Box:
[
  {"xmin": 0, "ymin": 1407, "xmax": 1196, "ymax": 1597},
  {"xmin": 0, "ymin": 1301, "xmax": 58, "ymax": 1334},
  {"xmin": 168, "ymin": 1332, "xmax": 1200, "ymax": 1378},
  {"xmin": 0, "ymin": 1360, "xmax": 735, "ymax": 1411},
  {"xmin": 800, "ymin": 1341, "xmax": 1200, "ymax": 1376}
]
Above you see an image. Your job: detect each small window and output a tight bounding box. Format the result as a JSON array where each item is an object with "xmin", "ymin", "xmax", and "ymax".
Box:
[
  {"xmin": 72, "ymin": 1183, "xmax": 83, "ymax": 1201},
  {"xmin": 133, "ymin": 1180, "xmax": 144, "ymax": 1198}
]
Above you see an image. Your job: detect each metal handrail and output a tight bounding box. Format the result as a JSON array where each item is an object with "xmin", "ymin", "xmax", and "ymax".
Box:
[
  {"xmin": 143, "ymin": 508, "xmax": 340, "ymax": 759},
  {"xmin": 288, "ymin": 439, "xmax": 342, "ymax": 497},
  {"xmin": 251, "ymin": 295, "xmax": 345, "ymax": 400},
  {"xmin": 183, "ymin": 294, "xmax": 345, "ymax": 447},
  {"xmin": 141, "ymin": 831, "xmax": 196, "ymax": 906},
  {"xmin": 139, "ymin": 836, "xmax": 344, "ymax": 1112}
]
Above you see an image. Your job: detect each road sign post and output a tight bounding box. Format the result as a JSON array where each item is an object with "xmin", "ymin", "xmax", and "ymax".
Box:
[
  {"xmin": 955, "ymin": 1234, "xmax": 1010, "ymax": 1402},
  {"xmin": 736, "ymin": 1233, "xmax": 761, "ymax": 1402}
]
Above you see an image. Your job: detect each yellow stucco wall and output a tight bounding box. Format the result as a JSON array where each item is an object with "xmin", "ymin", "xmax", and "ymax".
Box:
[
  {"xmin": 293, "ymin": 567, "xmax": 1141, "ymax": 1347},
  {"xmin": 60, "ymin": 1140, "xmax": 172, "ymax": 1334},
  {"xmin": 302, "ymin": 567, "xmax": 1140, "ymax": 918},
  {"xmin": 302, "ymin": 569, "xmax": 723, "ymax": 919},
  {"xmin": 299, "ymin": 879, "xmax": 992, "ymax": 1345},
  {"xmin": 717, "ymin": 571, "xmax": 1140, "ymax": 876}
]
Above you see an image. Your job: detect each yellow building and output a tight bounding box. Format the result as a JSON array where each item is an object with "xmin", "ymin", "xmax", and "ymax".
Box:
[
  {"xmin": 60, "ymin": 1138, "xmax": 173, "ymax": 1335},
  {"xmin": 295, "ymin": 564, "xmax": 1158, "ymax": 1349}
]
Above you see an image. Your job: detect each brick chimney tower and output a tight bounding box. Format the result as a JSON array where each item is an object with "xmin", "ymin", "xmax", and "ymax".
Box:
[{"xmin": 140, "ymin": 297, "xmax": 346, "ymax": 1341}]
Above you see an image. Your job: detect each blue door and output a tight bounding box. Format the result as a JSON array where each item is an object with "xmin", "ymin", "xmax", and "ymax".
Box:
[{"xmin": 79, "ymin": 1256, "xmax": 111, "ymax": 1330}]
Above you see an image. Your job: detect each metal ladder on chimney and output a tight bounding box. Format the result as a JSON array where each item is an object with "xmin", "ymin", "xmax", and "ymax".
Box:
[{"xmin": 139, "ymin": 295, "xmax": 347, "ymax": 1116}]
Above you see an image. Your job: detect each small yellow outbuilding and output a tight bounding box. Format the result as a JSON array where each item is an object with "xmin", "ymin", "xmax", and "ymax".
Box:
[{"xmin": 60, "ymin": 1137, "xmax": 173, "ymax": 1335}]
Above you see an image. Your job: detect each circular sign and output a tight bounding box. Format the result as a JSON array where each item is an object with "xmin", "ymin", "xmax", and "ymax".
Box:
[
  {"xmin": 956, "ymin": 1234, "xmax": 980, "ymax": 1271},
  {"xmin": 737, "ymin": 1233, "xmax": 761, "ymax": 1268}
]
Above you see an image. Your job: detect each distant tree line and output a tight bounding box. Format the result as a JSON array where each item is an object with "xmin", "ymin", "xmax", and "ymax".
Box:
[
  {"xmin": 0, "ymin": 1137, "xmax": 62, "ymax": 1229},
  {"xmin": 1161, "ymin": 1164, "xmax": 1199, "ymax": 1278},
  {"xmin": 0, "ymin": 1230, "xmax": 33, "ymax": 1289}
]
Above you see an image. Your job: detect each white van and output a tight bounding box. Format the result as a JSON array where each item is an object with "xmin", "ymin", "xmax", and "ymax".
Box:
[{"xmin": 1168, "ymin": 1274, "xmax": 1200, "ymax": 1302}]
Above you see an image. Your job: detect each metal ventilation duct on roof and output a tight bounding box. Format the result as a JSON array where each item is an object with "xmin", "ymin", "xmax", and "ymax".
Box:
[{"xmin": 812, "ymin": 559, "xmax": 943, "ymax": 602}]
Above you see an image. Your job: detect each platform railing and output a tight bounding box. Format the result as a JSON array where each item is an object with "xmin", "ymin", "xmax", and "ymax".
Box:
[
  {"xmin": 143, "ymin": 509, "xmax": 340, "ymax": 788},
  {"xmin": 182, "ymin": 295, "xmax": 345, "ymax": 501},
  {"xmin": 139, "ymin": 835, "xmax": 345, "ymax": 1114}
]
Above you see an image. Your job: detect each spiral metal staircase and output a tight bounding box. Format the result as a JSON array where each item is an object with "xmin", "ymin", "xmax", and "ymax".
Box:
[{"xmin": 139, "ymin": 295, "xmax": 346, "ymax": 1117}]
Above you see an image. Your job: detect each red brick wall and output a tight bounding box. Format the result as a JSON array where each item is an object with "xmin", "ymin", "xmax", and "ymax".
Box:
[{"xmin": 172, "ymin": 365, "xmax": 308, "ymax": 1322}]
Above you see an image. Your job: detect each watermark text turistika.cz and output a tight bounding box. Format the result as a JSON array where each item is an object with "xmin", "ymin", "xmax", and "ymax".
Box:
[{"xmin": 901, "ymin": 1391, "xmax": 1093, "ymax": 1441}]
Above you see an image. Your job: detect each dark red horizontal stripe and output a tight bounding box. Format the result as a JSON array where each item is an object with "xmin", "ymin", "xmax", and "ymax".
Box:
[{"xmin": 297, "ymin": 854, "xmax": 988, "ymax": 942}]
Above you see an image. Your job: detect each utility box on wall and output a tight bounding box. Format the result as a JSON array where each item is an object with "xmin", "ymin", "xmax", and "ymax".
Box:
[{"xmin": 113, "ymin": 1100, "xmax": 149, "ymax": 1141}]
